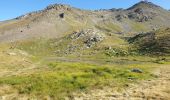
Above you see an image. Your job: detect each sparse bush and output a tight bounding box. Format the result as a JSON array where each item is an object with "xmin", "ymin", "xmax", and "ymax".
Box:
[{"xmin": 105, "ymin": 48, "xmax": 129, "ymax": 57}]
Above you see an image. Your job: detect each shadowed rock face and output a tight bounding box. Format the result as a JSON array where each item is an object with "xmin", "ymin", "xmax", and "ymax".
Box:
[{"xmin": 129, "ymin": 28, "xmax": 170, "ymax": 55}]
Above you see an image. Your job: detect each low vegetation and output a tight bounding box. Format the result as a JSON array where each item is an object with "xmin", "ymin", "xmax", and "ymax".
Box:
[
  {"xmin": 0, "ymin": 61, "xmax": 155, "ymax": 99},
  {"xmin": 0, "ymin": 27, "xmax": 169, "ymax": 100}
]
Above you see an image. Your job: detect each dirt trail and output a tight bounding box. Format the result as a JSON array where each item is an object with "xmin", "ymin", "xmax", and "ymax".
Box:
[{"xmin": 74, "ymin": 65, "xmax": 170, "ymax": 100}]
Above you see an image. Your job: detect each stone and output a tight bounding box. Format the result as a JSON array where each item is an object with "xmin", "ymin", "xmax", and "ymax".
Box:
[
  {"xmin": 59, "ymin": 13, "xmax": 64, "ymax": 18},
  {"xmin": 131, "ymin": 68, "xmax": 143, "ymax": 73},
  {"xmin": 7, "ymin": 52, "xmax": 17, "ymax": 56}
]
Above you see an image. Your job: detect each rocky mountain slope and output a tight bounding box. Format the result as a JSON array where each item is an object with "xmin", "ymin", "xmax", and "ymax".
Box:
[{"xmin": 0, "ymin": 1, "xmax": 170, "ymax": 42}]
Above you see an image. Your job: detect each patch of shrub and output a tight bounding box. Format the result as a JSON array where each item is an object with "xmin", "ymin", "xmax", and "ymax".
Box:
[{"xmin": 105, "ymin": 48, "xmax": 129, "ymax": 57}]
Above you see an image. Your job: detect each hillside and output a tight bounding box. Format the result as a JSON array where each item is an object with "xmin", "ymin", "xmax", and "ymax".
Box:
[
  {"xmin": 129, "ymin": 28, "xmax": 170, "ymax": 55},
  {"xmin": 0, "ymin": 1, "xmax": 170, "ymax": 100},
  {"xmin": 0, "ymin": 1, "xmax": 170, "ymax": 42}
]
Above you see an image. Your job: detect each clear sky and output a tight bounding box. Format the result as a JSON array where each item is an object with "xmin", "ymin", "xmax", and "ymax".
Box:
[{"xmin": 0, "ymin": 0, "xmax": 169, "ymax": 21}]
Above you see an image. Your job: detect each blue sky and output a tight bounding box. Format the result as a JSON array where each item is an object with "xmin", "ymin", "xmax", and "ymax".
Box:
[{"xmin": 0, "ymin": 0, "xmax": 170, "ymax": 21}]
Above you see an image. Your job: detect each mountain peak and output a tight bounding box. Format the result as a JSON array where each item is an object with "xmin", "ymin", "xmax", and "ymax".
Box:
[{"xmin": 127, "ymin": 1, "xmax": 161, "ymax": 10}]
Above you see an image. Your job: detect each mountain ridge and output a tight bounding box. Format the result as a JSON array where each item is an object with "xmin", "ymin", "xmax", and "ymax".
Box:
[
  {"xmin": 7, "ymin": 1, "xmax": 169, "ymax": 21},
  {"xmin": 0, "ymin": 1, "xmax": 170, "ymax": 43}
]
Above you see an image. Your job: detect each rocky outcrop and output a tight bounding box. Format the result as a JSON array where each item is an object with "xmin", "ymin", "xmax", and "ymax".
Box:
[
  {"xmin": 115, "ymin": 14, "xmax": 127, "ymax": 21},
  {"xmin": 45, "ymin": 4, "xmax": 72, "ymax": 11},
  {"xmin": 127, "ymin": 8, "xmax": 156, "ymax": 22},
  {"xmin": 84, "ymin": 32, "xmax": 104, "ymax": 48},
  {"xmin": 70, "ymin": 29, "xmax": 105, "ymax": 48}
]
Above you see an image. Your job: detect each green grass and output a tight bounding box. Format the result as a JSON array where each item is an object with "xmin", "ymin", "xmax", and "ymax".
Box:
[
  {"xmin": 16, "ymin": 38, "xmax": 55, "ymax": 56},
  {"xmin": 15, "ymin": 32, "xmax": 129, "ymax": 59},
  {"xmin": 0, "ymin": 29, "xmax": 167, "ymax": 99},
  {"xmin": 126, "ymin": 20, "xmax": 147, "ymax": 32},
  {"xmin": 0, "ymin": 61, "xmax": 154, "ymax": 99},
  {"xmin": 95, "ymin": 22, "xmax": 122, "ymax": 33},
  {"xmin": 0, "ymin": 39, "xmax": 166, "ymax": 99}
]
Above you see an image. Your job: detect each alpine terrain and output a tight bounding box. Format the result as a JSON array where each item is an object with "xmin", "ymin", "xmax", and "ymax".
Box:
[{"xmin": 0, "ymin": 1, "xmax": 170, "ymax": 100}]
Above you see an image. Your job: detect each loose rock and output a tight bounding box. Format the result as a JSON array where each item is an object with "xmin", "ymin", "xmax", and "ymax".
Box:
[{"xmin": 131, "ymin": 68, "xmax": 143, "ymax": 73}]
